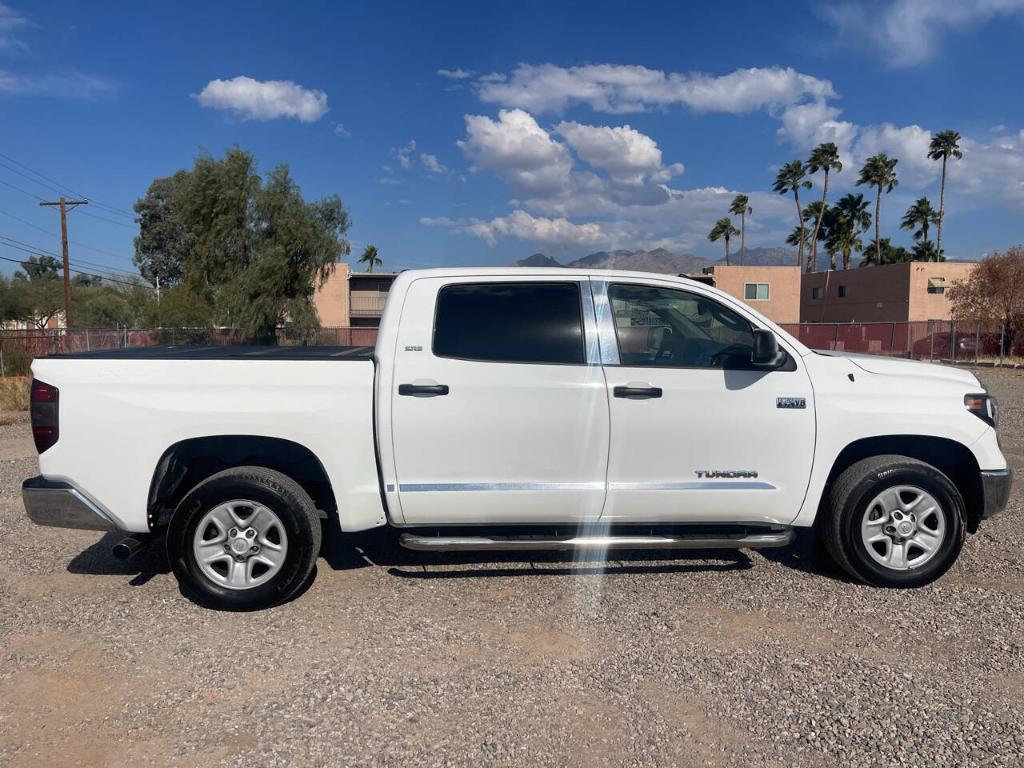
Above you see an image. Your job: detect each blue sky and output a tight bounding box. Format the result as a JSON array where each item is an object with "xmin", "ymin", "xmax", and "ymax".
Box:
[{"xmin": 1, "ymin": 0, "xmax": 1023, "ymax": 280}]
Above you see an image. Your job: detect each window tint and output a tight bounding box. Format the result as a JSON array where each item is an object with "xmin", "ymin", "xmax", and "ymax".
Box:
[
  {"xmin": 838, "ymin": 285, "xmax": 848, "ymax": 298},
  {"xmin": 608, "ymin": 283, "xmax": 754, "ymax": 369},
  {"xmin": 433, "ymin": 282, "xmax": 585, "ymax": 364}
]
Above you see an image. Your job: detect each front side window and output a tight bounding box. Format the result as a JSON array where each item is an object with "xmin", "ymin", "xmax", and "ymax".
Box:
[
  {"xmin": 744, "ymin": 282, "xmax": 770, "ymax": 301},
  {"xmin": 608, "ymin": 283, "xmax": 754, "ymax": 368},
  {"xmin": 433, "ymin": 282, "xmax": 585, "ymax": 364}
]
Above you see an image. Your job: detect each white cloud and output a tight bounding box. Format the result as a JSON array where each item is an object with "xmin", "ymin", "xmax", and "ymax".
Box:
[
  {"xmin": 0, "ymin": 2, "xmax": 31, "ymax": 56},
  {"xmin": 954, "ymin": 129, "xmax": 1024, "ymax": 212},
  {"xmin": 555, "ymin": 121, "xmax": 682, "ymax": 186},
  {"xmin": 0, "ymin": 69, "xmax": 116, "ymax": 99},
  {"xmin": 822, "ymin": 0, "xmax": 1024, "ymax": 68},
  {"xmin": 391, "ymin": 140, "xmax": 416, "ymax": 169},
  {"xmin": 437, "ymin": 68, "xmax": 473, "ymax": 80},
  {"xmin": 477, "ymin": 64, "xmax": 835, "ymax": 115},
  {"xmin": 194, "ymin": 76, "xmax": 328, "ymax": 122},
  {"xmin": 420, "ymin": 153, "xmax": 449, "ymax": 175},
  {"xmin": 334, "ymin": 122, "xmax": 350, "ymax": 138},
  {"xmin": 457, "ymin": 109, "xmax": 573, "ymax": 197},
  {"xmin": 458, "ymin": 210, "xmax": 610, "ymax": 248},
  {"xmin": 850, "ymin": 123, "xmax": 936, "ymax": 187}
]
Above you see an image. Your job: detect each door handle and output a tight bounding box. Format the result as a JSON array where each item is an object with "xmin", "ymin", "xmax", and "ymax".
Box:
[
  {"xmin": 614, "ymin": 384, "xmax": 662, "ymax": 399},
  {"xmin": 398, "ymin": 383, "xmax": 450, "ymax": 397}
]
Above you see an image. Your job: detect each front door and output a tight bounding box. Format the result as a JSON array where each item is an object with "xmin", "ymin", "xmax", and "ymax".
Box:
[
  {"xmin": 389, "ymin": 276, "xmax": 609, "ymax": 525},
  {"xmin": 597, "ymin": 278, "xmax": 815, "ymax": 525}
]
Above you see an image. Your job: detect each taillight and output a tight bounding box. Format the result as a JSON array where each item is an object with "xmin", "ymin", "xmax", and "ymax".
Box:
[{"xmin": 30, "ymin": 379, "xmax": 59, "ymax": 453}]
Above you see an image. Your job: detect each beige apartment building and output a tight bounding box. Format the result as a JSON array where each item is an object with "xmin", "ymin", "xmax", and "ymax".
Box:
[
  {"xmin": 800, "ymin": 261, "xmax": 975, "ymax": 323},
  {"xmin": 313, "ymin": 263, "xmax": 398, "ymax": 328},
  {"xmin": 698, "ymin": 265, "xmax": 802, "ymax": 324}
]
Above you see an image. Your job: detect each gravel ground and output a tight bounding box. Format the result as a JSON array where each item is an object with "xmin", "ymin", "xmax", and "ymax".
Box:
[{"xmin": 1, "ymin": 369, "xmax": 1023, "ymax": 768}]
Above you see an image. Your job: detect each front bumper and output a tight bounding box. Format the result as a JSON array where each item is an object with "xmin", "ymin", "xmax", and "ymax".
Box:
[
  {"xmin": 22, "ymin": 476, "xmax": 121, "ymax": 531},
  {"xmin": 981, "ymin": 468, "xmax": 1013, "ymax": 519}
]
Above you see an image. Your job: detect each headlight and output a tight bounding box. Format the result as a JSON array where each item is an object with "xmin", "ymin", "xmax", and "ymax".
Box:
[{"xmin": 965, "ymin": 393, "xmax": 998, "ymax": 428}]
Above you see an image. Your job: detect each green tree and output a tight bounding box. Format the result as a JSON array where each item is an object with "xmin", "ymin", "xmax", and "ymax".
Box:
[
  {"xmin": 9, "ymin": 270, "xmax": 63, "ymax": 328},
  {"xmin": 900, "ymin": 197, "xmax": 939, "ymax": 246},
  {"xmin": 20, "ymin": 255, "xmax": 61, "ymax": 280},
  {"xmin": 358, "ymin": 244, "xmax": 382, "ymax": 272},
  {"xmin": 910, "ymin": 240, "xmax": 943, "ymax": 262},
  {"xmin": 927, "ymin": 130, "xmax": 962, "ymax": 258},
  {"xmin": 707, "ymin": 217, "xmax": 739, "ymax": 264},
  {"xmin": 785, "ymin": 224, "xmax": 811, "ymax": 254},
  {"xmin": 827, "ymin": 193, "xmax": 871, "ymax": 270},
  {"xmin": 861, "ymin": 237, "xmax": 910, "ymax": 267},
  {"xmin": 728, "ymin": 194, "xmax": 752, "ymax": 265},
  {"xmin": 773, "ymin": 160, "xmax": 812, "ymax": 268},
  {"xmin": 133, "ymin": 148, "xmax": 352, "ymax": 340},
  {"xmin": 132, "ymin": 172, "xmax": 189, "ymax": 288},
  {"xmin": 856, "ymin": 153, "xmax": 899, "ymax": 269},
  {"xmin": 805, "ymin": 142, "xmax": 842, "ymax": 273},
  {"xmin": 72, "ymin": 285, "xmax": 136, "ymax": 328}
]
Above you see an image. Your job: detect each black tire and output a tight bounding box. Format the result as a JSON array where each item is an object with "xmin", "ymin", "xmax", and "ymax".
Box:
[
  {"xmin": 822, "ymin": 455, "xmax": 965, "ymax": 588},
  {"xmin": 167, "ymin": 466, "xmax": 321, "ymax": 611}
]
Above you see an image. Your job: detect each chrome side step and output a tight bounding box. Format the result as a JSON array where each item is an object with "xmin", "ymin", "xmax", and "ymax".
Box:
[{"xmin": 399, "ymin": 530, "xmax": 794, "ymax": 552}]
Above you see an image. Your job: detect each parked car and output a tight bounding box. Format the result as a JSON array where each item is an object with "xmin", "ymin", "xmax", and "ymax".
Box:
[{"xmin": 23, "ymin": 268, "xmax": 1012, "ymax": 610}]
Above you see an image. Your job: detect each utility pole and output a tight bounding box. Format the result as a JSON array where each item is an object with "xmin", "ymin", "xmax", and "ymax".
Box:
[{"xmin": 39, "ymin": 196, "xmax": 88, "ymax": 329}]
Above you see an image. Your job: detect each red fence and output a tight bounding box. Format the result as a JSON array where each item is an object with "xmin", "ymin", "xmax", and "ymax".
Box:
[{"xmin": 779, "ymin": 320, "xmax": 1019, "ymax": 362}]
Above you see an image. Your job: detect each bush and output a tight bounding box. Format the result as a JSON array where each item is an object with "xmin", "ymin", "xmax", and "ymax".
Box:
[
  {"xmin": 0, "ymin": 343, "xmax": 33, "ymax": 377},
  {"xmin": 0, "ymin": 377, "xmax": 30, "ymax": 412}
]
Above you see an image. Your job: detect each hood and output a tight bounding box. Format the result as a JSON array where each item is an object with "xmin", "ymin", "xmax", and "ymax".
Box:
[{"xmin": 814, "ymin": 351, "xmax": 981, "ymax": 387}]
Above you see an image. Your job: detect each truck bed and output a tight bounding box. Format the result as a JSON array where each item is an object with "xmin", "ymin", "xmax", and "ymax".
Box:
[{"xmin": 43, "ymin": 345, "xmax": 375, "ymax": 361}]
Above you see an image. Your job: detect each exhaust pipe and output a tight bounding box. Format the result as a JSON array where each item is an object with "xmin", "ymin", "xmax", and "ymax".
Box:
[{"xmin": 112, "ymin": 533, "xmax": 151, "ymax": 560}]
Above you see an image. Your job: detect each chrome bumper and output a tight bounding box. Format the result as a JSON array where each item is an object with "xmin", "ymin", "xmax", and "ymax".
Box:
[{"xmin": 22, "ymin": 476, "xmax": 121, "ymax": 531}]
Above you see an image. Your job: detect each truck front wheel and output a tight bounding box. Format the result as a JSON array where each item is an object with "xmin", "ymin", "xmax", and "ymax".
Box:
[
  {"xmin": 167, "ymin": 466, "xmax": 322, "ymax": 610},
  {"xmin": 822, "ymin": 455, "xmax": 965, "ymax": 588}
]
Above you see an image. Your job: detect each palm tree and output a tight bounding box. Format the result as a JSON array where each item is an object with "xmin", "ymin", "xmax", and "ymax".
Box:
[
  {"xmin": 358, "ymin": 244, "xmax": 382, "ymax": 272},
  {"xmin": 900, "ymin": 197, "xmax": 939, "ymax": 245},
  {"xmin": 785, "ymin": 224, "xmax": 811, "ymax": 254},
  {"xmin": 728, "ymin": 194, "xmax": 752, "ymax": 265},
  {"xmin": 856, "ymin": 153, "xmax": 899, "ymax": 268},
  {"xmin": 801, "ymin": 201, "xmax": 828, "ymax": 270},
  {"xmin": 708, "ymin": 217, "xmax": 740, "ymax": 264},
  {"xmin": 772, "ymin": 160, "xmax": 812, "ymax": 268},
  {"xmin": 927, "ymin": 130, "xmax": 962, "ymax": 258},
  {"xmin": 829, "ymin": 193, "xmax": 871, "ymax": 270},
  {"xmin": 805, "ymin": 142, "xmax": 842, "ymax": 273},
  {"xmin": 911, "ymin": 240, "xmax": 943, "ymax": 262}
]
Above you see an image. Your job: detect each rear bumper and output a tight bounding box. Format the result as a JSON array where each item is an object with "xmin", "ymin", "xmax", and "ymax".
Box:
[
  {"xmin": 981, "ymin": 468, "xmax": 1013, "ymax": 519},
  {"xmin": 22, "ymin": 476, "xmax": 121, "ymax": 531}
]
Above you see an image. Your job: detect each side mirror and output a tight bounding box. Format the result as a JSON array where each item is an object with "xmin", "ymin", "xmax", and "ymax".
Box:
[{"xmin": 751, "ymin": 329, "xmax": 785, "ymax": 368}]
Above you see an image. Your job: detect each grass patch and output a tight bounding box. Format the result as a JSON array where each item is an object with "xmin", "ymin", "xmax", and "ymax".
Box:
[{"xmin": 0, "ymin": 377, "xmax": 30, "ymax": 413}]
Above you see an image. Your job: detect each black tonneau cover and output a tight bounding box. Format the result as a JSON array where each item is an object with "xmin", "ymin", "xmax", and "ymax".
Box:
[{"xmin": 43, "ymin": 345, "xmax": 375, "ymax": 361}]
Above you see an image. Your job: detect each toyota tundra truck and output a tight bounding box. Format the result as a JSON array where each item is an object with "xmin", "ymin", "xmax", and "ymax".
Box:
[{"xmin": 22, "ymin": 268, "xmax": 1012, "ymax": 610}]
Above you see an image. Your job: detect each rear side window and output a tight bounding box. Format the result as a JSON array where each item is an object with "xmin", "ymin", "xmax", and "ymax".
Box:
[{"xmin": 433, "ymin": 282, "xmax": 585, "ymax": 364}]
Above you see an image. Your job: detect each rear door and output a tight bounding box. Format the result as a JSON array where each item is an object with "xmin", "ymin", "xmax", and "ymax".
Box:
[{"xmin": 388, "ymin": 276, "xmax": 609, "ymax": 525}]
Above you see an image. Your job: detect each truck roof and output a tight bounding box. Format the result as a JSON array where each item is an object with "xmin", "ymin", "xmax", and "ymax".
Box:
[{"xmin": 395, "ymin": 266, "xmax": 708, "ymax": 286}]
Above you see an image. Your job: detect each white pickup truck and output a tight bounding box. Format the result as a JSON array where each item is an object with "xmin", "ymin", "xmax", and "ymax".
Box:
[{"xmin": 24, "ymin": 268, "xmax": 1011, "ymax": 610}]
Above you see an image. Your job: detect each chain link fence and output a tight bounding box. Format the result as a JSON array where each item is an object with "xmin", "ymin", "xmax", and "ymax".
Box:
[{"xmin": 779, "ymin": 320, "xmax": 1021, "ymax": 364}]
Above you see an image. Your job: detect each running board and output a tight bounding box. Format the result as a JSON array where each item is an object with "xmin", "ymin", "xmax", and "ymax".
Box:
[{"xmin": 398, "ymin": 530, "xmax": 794, "ymax": 552}]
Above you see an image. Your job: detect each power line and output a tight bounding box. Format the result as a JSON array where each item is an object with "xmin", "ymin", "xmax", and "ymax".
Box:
[
  {"xmin": 0, "ymin": 177, "xmax": 44, "ymax": 201},
  {"xmin": 0, "ymin": 249, "xmax": 152, "ymax": 290},
  {"xmin": 78, "ymin": 208, "xmax": 137, "ymax": 229},
  {"xmin": 0, "ymin": 151, "xmax": 136, "ymax": 219},
  {"xmin": 0, "ymin": 234, "xmax": 143, "ymax": 281},
  {"xmin": 0, "ymin": 206, "xmax": 140, "ymax": 268}
]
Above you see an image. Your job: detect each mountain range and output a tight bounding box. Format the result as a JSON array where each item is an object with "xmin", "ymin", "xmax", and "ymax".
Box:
[{"xmin": 511, "ymin": 246, "xmax": 831, "ymax": 274}]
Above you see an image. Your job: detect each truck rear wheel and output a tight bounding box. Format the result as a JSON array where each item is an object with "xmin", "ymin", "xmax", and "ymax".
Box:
[
  {"xmin": 822, "ymin": 455, "xmax": 965, "ymax": 588},
  {"xmin": 167, "ymin": 466, "xmax": 321, "ymax": 610}
]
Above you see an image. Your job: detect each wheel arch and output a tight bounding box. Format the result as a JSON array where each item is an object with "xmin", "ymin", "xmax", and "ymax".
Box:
[
  {"xmin": 147, "ymin": 435, "xmax": 337, "ymax": 531},
  {"xmin": 821, "ymin": 435, "xmax": 983, "ymax": 533}
]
